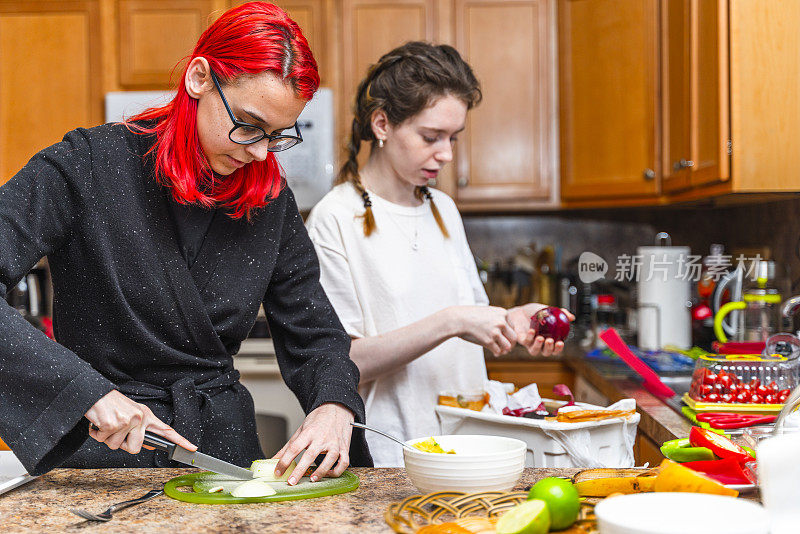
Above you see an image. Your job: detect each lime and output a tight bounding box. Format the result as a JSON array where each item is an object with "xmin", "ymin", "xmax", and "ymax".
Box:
[
  {"xmin": 495, "ymin": 499, "xmax": 550, "ymax": 534},
  {"xmin": 527, "ymin": 477, "xmax": 580, "ymax": 530}
]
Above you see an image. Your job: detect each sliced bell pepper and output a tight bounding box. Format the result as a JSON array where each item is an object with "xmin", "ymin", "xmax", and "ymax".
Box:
[
  {"xmin": 660, "ymin": 438, "xmax": 716, "ymax": 462},
  {"xmin": 689, "ymin": 427, "xmax": 751, "ymax": 463},
  {"xmin": 681, "ymin": 458, "xmax": 754, "ymax": 486}
]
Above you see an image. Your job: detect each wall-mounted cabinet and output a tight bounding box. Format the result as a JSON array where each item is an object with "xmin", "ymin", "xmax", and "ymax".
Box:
[
  {"xmin": 118, "ymin": 0, "xmax": 215, "ymax": 88},
  {"xmin": 0, "ymin": 0, "xmax": 559, "ymax": 209},
  {"xmin": 1, "ymin": 0, "xmax": 796, "ymax": 204},
  {"xmin": 559, "ymin": 0, "xmax": 800, "ymax": 208},
  {"xmin": 231, "ymin": 0, "xmax": 335, "ymax": 87},
  {"xmin": 452, "ymin": 0, "xmax": 556, "ymax": 210},
  {"xmin": 0, "ymin": 0, "xmax": 102, "ymax": 185},
  {"xmin": 336, "ymin": 0, "xmax": 558, "ymax": 210},
  {"xmin": 559, "ymin": 0, "xmax": 660, "ymax": 201},
  {"xmin": 337, "ymin": 0, "xmax": 440, "ymax": 174},
  {"xmin": 660, "ymin": 0, "xmax": 729, "ymax": 193},
  {"xmin": 728, "ymin": 0, "xmax": 800, "ymax": 193}
]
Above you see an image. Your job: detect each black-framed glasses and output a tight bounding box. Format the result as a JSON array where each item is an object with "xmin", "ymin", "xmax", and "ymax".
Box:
[{"xmin": 209, "ymin": 69, "xmax": 303, "ymax": 151}]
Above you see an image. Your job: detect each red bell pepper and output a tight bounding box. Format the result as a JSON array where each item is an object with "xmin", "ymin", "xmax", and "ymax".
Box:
[
  {"xmin": 681, "ymin": 458, "xmax": 755, "ymax": 486},
  {"xmin": 689, "ymin": 427, "xmax": 752, "ymax": 463}
]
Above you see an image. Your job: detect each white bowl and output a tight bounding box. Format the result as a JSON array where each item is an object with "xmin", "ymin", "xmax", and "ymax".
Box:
[
  {"xmin": 594, "ymin": 492, "xmax": 769, "ymax": 534},
  {"xmin": 403, "ymin": 434, "xmax": 526, "ymax": 494}
]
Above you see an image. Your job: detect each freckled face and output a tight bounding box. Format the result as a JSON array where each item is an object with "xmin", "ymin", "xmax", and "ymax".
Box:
[
  {"xmin": 381, "ymin": 95, "xmax": 467, "ymax": 187},
  {"xmin": 195, "ymin": 70, "xmax": 307, "ymax": 175}
]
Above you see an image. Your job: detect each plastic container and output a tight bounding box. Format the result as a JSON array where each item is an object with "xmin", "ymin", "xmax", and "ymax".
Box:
[
  {"xmin": 687, "ymin": 353, "xmax": 799, "ymax": 410},
  {"xmin": 435, "ymin": 403, "xmax": 639, "ymax": 468},
  {"xmin": 743, "ymin": 425, "xmax": 800, "ymax": 449}
]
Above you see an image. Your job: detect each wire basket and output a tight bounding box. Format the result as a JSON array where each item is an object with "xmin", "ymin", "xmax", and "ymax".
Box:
[{"xmin": 385, "ymin": 490, "xmax": 598, "ymax": 533}]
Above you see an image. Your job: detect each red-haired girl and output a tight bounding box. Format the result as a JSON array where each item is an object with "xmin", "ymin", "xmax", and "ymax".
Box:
[
  {"xmin": 0, "ymin": 2, "xmax": 370, "ymax": 482},
  {"xmin": 306, "ymin": 42, "xmax": 572, "ymax": 466}
]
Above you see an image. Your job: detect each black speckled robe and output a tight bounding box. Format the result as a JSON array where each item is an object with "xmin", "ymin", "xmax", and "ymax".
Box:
[{"xmin": 0, "ymin": 122, "xmax": 371, "ymax": 475}]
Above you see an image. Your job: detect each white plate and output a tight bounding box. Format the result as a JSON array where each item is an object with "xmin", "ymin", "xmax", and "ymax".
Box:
[
  {"xmin": 725, "ymin": 482, "xmax": 757, "ymax": 492},
  {"xmin": 594, "ymin": 492, "xmax": 769, "ymax": 534},
  {"xmin": 0, "ymin": 451, "xmax": 35, "ymax": 496}
]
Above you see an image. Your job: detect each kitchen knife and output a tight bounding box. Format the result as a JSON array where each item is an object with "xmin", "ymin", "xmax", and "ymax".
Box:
[{"xmin": 142, "ymin": 432, "xmax": 254, "ymax": 480}]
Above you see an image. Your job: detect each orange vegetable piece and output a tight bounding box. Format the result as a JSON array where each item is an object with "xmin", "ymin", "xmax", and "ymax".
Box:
[
  {"xmin": 654, "ymin": 459, "xmax": 738, "ymax": 497},
  {"xmin": 416, "ymin": 523, "xmax": 473, "ymax": 534}
]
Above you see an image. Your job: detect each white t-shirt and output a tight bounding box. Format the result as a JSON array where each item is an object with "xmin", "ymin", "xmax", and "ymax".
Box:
[{"xmin": 306, "ymin": 182, "xmax": 489, "ymax": 466}]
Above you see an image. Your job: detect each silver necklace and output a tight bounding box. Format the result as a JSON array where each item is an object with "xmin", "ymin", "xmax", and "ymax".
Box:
[
  {"xmin": 384, "ymin": 210, "xmax": 421, "ymax": 251},
  {"xmin": 360, "ymin": 176, "xmax": 422, "ymax": 251}
]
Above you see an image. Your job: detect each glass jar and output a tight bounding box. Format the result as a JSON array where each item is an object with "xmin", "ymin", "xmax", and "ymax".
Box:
[{"xmin": 591, "ymin": 294, "xmax": 619, "ymax": 348}]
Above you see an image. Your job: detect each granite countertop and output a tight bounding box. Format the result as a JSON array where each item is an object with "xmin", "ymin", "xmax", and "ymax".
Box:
[{"xmin": 0, "ymin": 467, "xmax": 581, "ymax": 533}]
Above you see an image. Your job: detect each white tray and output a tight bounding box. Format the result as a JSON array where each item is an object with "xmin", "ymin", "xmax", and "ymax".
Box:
[{"xmin": 0, "ymin": 451, "xmax": 35, "ymax": 496}]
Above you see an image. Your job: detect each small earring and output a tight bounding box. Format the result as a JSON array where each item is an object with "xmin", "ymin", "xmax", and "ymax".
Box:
[{"xmin": 377, "ymin": 139, "xmax": 385, "ymax": 148}]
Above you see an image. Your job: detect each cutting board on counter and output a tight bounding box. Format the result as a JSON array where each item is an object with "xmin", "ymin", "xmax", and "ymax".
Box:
[{"xmin": 164, "ymin": 471, "xmax": 359, "ymax": 504}]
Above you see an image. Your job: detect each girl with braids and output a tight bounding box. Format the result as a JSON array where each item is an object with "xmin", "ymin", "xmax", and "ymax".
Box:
[
  {"xmin": 0, "ymin": 2, "xmax": 371, "ymax": 480},
  {"xmin": 306, "ymin": 41, "xmax": 572, "ymax": 466}
]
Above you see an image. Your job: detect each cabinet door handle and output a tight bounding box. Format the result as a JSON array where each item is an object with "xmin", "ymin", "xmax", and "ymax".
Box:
[
  {"xmin": 457, "ymin": 176, "xmax": 469, "ymax": 187},
  {"xmin": 643, "ymin": 168, "xmax": 656, "ymax": 181},
  {"xmin": 672, "ymin": 159, "xmax": 695, "ymax": 171}
]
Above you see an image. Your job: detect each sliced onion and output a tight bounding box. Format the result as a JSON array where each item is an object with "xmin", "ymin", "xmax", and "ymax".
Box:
[
  {"xmin": 249, "ymin": 459, "xmax": 297, "ymax": 481},
  {"xmin": 230, "ymin": 479, "xmax": 278, "ymax": 498}
]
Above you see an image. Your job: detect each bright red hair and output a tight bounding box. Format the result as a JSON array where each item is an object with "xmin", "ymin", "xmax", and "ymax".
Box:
[{"xmin": 127, "ymin": 2, "xmax": 319, "ymax": 219}]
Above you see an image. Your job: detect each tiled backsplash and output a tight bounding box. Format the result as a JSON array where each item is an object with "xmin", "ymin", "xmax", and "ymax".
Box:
[
  {"xmin": 462, "ymin": 214, "xmax": 657, "ymax": 274},
  {"xmin": 646, "ymin": 198, "xmax": 800, "ymax": 290},
  {"xmin": 463, "ymin": 196, "xmax": 800, "ymax": 331},
  {"xmin": 465, "ymin": 197, "xmax": 799, "ymax": 283}
]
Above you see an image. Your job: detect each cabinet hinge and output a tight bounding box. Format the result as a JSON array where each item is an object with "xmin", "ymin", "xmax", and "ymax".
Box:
[{"xmin": 727, "ymin": 139, "xmax": 732, "ymax": 155}]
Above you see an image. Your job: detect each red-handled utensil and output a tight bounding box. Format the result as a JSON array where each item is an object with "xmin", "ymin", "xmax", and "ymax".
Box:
[
  {"xmin": 712, "ymin": 341, "xmax": 766, "ymax": 355},
  {"xmin": 599, "ymin": 328, "xmax": 676, "ymax": 397},
  {"xmin": 695, "ymin": 412, "xmax": 776, "ymax": 429}
]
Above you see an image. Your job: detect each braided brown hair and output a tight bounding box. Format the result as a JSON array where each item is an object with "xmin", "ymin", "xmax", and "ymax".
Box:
[{"xmin": 336, "ymin": 41, "xmax": 481, "ymax": 237}]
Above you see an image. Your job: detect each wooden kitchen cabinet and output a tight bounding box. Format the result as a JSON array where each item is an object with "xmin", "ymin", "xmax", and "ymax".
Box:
[
  {"xmin": 726, "ymin": 0, "xmax": 800, "ymax": 193},
  {"xmin": 337, "ymin": 0, "xmax": 558, "ymax": 210},
  {"xmin": 661, "ymin": 0, "xmax": 729, "ymax": 193},
  {"xmin": 634, "ymin": 430, "xmax": 665, "ymax": 466},
  {"xmin": 337, "ymin": 0, "xmax": 440, "ymax": 172},
  {"xmin": 450, "ymin": 0, "xmax": 557, "ymax": 209},
  {"xmin": 560, "ymin": 0, "xmax": 800, "ymax": 207},
  {"xmin": 117, "ymin": 0, "xmax": 216, "ymax": 88},
  {"xmin": 0, "ymin": 0, "xmax": 103, "ymax": 185},
  {"xmin": 485, "ymin": 359, "xmax": 574, "ymax": 400},
  {"xmin": 559, "ymin": 0, "xmax": 660, "ymax": 201},
  {"xmin": 230, "ymin": 0, "xmax": 335, "ymax": 87}
]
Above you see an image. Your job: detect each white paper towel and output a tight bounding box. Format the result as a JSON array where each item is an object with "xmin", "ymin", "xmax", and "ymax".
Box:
[{"xmin": 637, "ymin": 245, "xmax": 691, "ymax": 350}]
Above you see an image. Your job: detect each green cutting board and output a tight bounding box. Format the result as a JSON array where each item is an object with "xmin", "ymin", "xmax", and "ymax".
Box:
[{"xmin": 164, "ymin": 471, "xmax": 359, "ymax": 504}]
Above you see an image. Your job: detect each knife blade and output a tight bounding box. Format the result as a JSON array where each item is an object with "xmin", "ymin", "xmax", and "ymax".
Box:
[{"xmin": 142, "ymin": 432, "xmax": 254, "ymax": 480}]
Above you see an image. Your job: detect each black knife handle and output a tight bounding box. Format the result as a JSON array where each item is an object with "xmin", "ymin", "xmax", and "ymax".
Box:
[
  {"xmin": 90, "ymin": 423, "xmax": 176, "ymax": 456},
  {"xmin": 143, "ymin": 432, "xmax": 176, "ymax": 455}
]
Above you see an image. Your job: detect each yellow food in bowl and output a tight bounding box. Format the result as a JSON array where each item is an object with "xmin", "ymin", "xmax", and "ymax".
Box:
[{"xmin": 413, "ymin": 437, "xmax": 456, "ymax": 454}]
